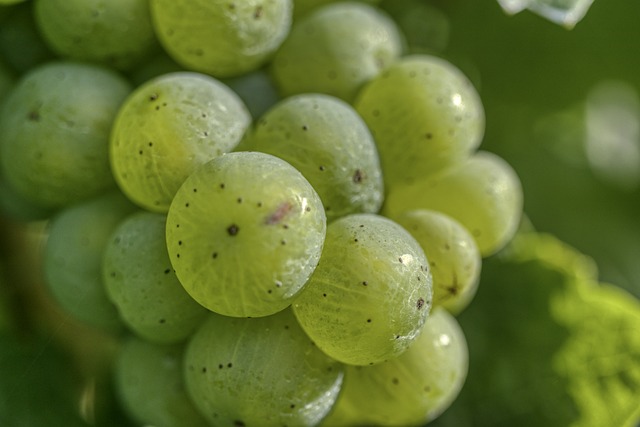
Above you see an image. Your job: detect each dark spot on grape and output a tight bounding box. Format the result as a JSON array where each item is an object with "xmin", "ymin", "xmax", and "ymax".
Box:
[
  {"xmin": 395, "ymin": 335, "xmax": 400, "ymax": 339},
  {"xmin": 155, "ymin": 106, "xmax": 160, "ymax": 110},
  {"xmin": 305, "ymin": 206, "xmax": 311, "ymax": 212},
  {"xmin": 367, "ymin": 319, "xmax": 372, "ymax": 323},
  {"xmin": 257, "ymin": 202, "xmax": 263, "ymax": 207},
  {"xmin": 302, "ymin": 125, "xmax": 308, "ymax": 131},
  {"xmin": 234, "ymin": 422, "xmax": 245, "ymax": 427},
  {"xmin": 212, "ymin": 252, "xmax": 218, "ymax": 259},
  {"xmin": 228, "ymin": 2, "xmax": 236, "ymax": 10},
  {"xmin": 176, "ymin": 253, "xmax": 180, "ymax": 258},
  {"xmin": 362, "ymin": 281, "xmax": 368, "ymax": 286},
  {"xmin": 202, "ymin": 113, "xmax": 207, "ymax": 118},
  {"xmin": 319, "ymin": 165, "xmax": 325, "ymax": 171},
  {"xmin": 185, "ymin": 202, "xmax": 190, "ymax": 207},
  {"xmin": 290, "ymin": 404, "xmax": 296, "ymax": 409},
  {"xmin": 159, "ymin": 318, "xmax": 166, "ymax": 324},
  {"xmin": 202, "ymin": 366, "xmax": 207, "ymax": 373},
  {"xmin": 281, "ymin": 240, "xmax": 286, "ymax": 245},
  {"xmin": 109, "ymin": 271, "xmax": 116, "ymax": 278},
  {"xmin": 228, "ymin": 362, "xmax": 233, "ymax": 368},
  {"xmin": 392, "ymin": 377, "xmax": 399, "ymax": 385},
  {"xmin": 267, "ymin": 289, "xmax": 272, "ymax": 294},
  {"xmin": 220, "ymin": 183, "xmax": 226, "ymax": 189},
  {"xmin": 284, "ymin": 324, "xmax": 289, "ymax": 330},
  {"xmin": 27, "ymin": 110, "xmax": 40, "ymax": 121},
  {"xmin": 359, "ymin": 224, "xmax": 364, "ymax": 227},
  {"xmin": 227, "ymin": 224, "xmax": 239, "ymax": 236},
  {"xmin": 254, "ymin": 5, "xmax": 263, "ymax": 18},
  {"xmin": 237, "ymin": 197, "xmax": 243, "ymax": 203},
  {"xmin": 149, "ymin": 93, "xmax": 158, "ymax": 101},
  {"xmin": 275, "ymin": 280, "xmax": 282, "ymax": 287},
  {"xmin": 323, "ymin": 293, "xmax": 327, "ymax": 297},
  {"xmin": 204, "ymin": 131, "xmax": 209, "ymax": 136},
  {"xmin": 425, "ymin": 132, "xmax": 433, "ymax": 139},
  {"xmin": 178, "ymin": 240, "xmax": 182, "ymax": 246},
  {"xmin": 218, "ymin": 364, "xmax": 224, "ymax": 369},
  {"xmin": 283, "ymin": 224, "xmax": 289, "ymax": 229},
  {"xmin": 265, "ymin": 202, "xmax": 292, "ymax": 224},
  {"xmin": 176, "ymin": 224, "xmax": 180, "ymax": 228},
  {"xmin": 417, "ymin": 298, "xmax": 425, "ymax": 309},
  {"xmin": 193, "ymin": 188, "xmax": 197, "ymax": 192},
  {"xmin": 164, "ymin": 268, "xmax": 171, "ymax": 274},
  {"xmin": 354, "ymin": 238, "xmax": 358, "ymax": 242},
  {"xmin": 139, "ymin": 150, "xmax": 143, "ymax": 155},
  {"xmin": 398, "ymin": 257, "xmax": 404, "ymax": 264},
  {"xmin": 353, "ymin": 169, "xmax": 364, "ymax": 183}
]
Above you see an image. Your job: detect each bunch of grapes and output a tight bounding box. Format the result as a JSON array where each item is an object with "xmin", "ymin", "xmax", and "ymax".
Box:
[{"xmin": 0, "ymin": 1, "xmax": 524, "ymax": 426}]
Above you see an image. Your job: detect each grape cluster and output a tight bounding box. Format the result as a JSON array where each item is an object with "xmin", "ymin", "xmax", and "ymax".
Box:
[{"xmin": 0, "ymin": 1, "xmax": 523, "ymax": 426}]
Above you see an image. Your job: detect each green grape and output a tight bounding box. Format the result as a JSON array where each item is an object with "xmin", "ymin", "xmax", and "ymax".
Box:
[
  {"xmin": 184, "ymin": 309, "xmax": 344, "ymax": 427},
  {"xmin": 0, "ymin": 61, "xmax": 131, "ymax": 210},
  {"xmin": 127, "ymin": 51, "xmax": 184, "ymax": 87},
  {"xmin": 0, "ymin": 0, "xmax": 27, "ymax": 4},
  {"xmin": 0, "ymin": 59, "xmax": 14, "ymax": 102},
  {"xmin": 384, "ymin": 151, "xmax": 524, "ymax": 257},
  {"xmin": 34, "ymin": 0, "xmax": 159, "ymax": 71},
  {"xmin": 103, "ymin": 212, "xmax": 209, "ymax": 344},
  {"xmin": 0, "ymin": 178, "xmax": 53, "ymax": 222},
  {"xmin": 241, "ymin": 93, "xmax": 384, "ymax": 221},
  {"xmin": 43, "ymin": 191, "xmax": 137, "ymax": 331},
  {"xmin": 114, "ymin": 336, "xmax": 209, "ymax": 427},
  {"xmin": 321, "ymin": 307, "xmax": 468, "ymax": 427},
  {"xmin": 222, "ymin": 68, "xmax": 281, "ymax": 119},
  {"xmin": 150, "ymin": 0, "xmax": 293, "ymax": 77},
  {"xmin": 292, "ymin": 0, "xmax": 382, "ymax": 20},
  {"xmin": 292, "ymin": 213, "xmax": 432, "ymax": 366},
  {"xmin": 110, "ymin": 72, "xmax": 251, "ymax": 212},
  {"xmin": 270, "ymin": 2, "xmax": 404, "ymax": 102},
  {"xmin": 393, "ymin": 209, "xmax": 481, "ymax": 315},
  {"xmin": 354, "ymin": 54, "xmax": 485, "ymax": 190},
  {"xmin": 165, "ymin": 151, "xmax": 326, "ymax": 318}
]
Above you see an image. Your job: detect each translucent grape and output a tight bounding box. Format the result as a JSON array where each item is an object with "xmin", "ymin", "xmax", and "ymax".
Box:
[
  {"xmin": 321, "ymin": 307, "xmax": 468, "ymax": 426},
  {"xmin": 34, "ymin": 0, "xmax": 159, "ymax": 71},
  {"xmin": 110, "ymin": 72, "xmax": 251, "ymax": 212},
  {"xmin": 394, "ymin": 209, "xmax": 481, "ymax": 314},
  {"xmin": 184, "ymin": 309, "xmax": 343, "ymax": 427},
  {"xmin": 292, "ymin": 213, "xmax": 432, "ymax": 366},
  {"xmin": 0, "ymin": 61, "xmax": 131, "ymax": 210},
  {"xmin": 114, "ymin": 337, "xmax": 209, "ymax": 427},
  {"xmin": 271, "ymin": 2, "xmax": 403, "ymax": 102},
  {"xmin": 354, "ymin": 54, "xmax": 485, "ymax": 190},
  {"xmin": 103, "ymin": 212, "xmax": 208, "ymax": 344},
  {"xmin": 150, "ymin": 0, "xmax": 293, "ymax": 77},
  {"xmin": 43, "ymin": 191, "xmax": 137, "ymax": 331},
  {"xmin": 384, "ymin": 151, "xmax": 524, "ymax": 257},
  {"xmin": 165, "ymin": 151, "xmax": 326, "ymax": 318},
  {"xmin": 240, "ymin": 93, "xmax": 384, "ymax": 221}
]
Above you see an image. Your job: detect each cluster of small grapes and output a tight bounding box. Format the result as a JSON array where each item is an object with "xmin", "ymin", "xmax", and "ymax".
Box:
[{"xmin": 0, "ymin": 1, "xmax": 524, "ymax": 426}]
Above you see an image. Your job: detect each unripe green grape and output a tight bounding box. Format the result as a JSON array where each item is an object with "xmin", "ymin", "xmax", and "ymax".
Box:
[
  {"xmin": 354, "ymin": 54, "xmax": 485, "ymax": 189},
  {"xmin": 150, "ymin": 0, "xmax": 293, "ymax": 77},
  {"xmin": 0, "ymin": 60, "xmax": 14, "ymax": 101},
  {"xmin": 0, "ymin": 178, "xmax": 53, "ymax": 222},
  {"xmin": 184, "ymin": 309, "xmax": 344, "ymax": 427},
  {"xmin": 166, "ymin": 151, "xmax": 326, "ymax": 318},
  {"xmin": 241, "ymin": 93, "xmax": 384, "ymax": 221},
  {"xmin": 292, "ymin": 0, "xmax": 382, "ymax": 20},
  {"xmin": 321, "ymin": 307, "xmax": 468, "ymax": 427},
  {"xmin": 0, "ymin": 61, "xmax": 131, "ymax": 210},
  {"xmin": 394, "ymin": 209, "xmax": 481, "ymax": 314},
  {"xmin": 110, "ymin": 72, "xmax": 251, "ymax": 212},
  {"xmin": 43, "ymin": 191, "xmax": 137, "ymax": 331},
  {"xmin": 34, "ymin": 0, "xmax": 159, "ymax": 71},
  {"xmin": 271, "ymin": 2, "xmax": 404, "ymax": 102},
  {"xmin": 114, "ymin": 337, "xmax": 209, "ymax": 427},
  {"xmin": 292, "ymin": 213, "xmax": 432, "ymax": 366},
  {"xmin": 384, "ymin": 151, "xmax": 524, "ymax": 257},
  {"xmin": 103, "ymin": 212, "xmax": 208, "ymax": 344}
]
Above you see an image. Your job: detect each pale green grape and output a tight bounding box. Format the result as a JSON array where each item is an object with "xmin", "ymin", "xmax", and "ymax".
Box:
[
  {"xmin": 292, "ymin": 0, "xmax": 382, "ymax": 20},
  {"xmin": 292, "ymin": 213, "xmax": 432, "ymax": 366},
  {"xmin": 271, "ymin": 2, "xmax": 404, "ymax": 102},
  {"xmin": 43, "ymin": 191, "xmax": 137, "ymax": 331},
  {"xmin": 103, "ymin": 212, "xmax": 208, "ymax": 344},
  {"xmin": 165, "ymin": 151, "xmax": 326, "ymax": 318},
  {"xmin": 184, "ymin": 309, "xmax": 343, "ymax": 427},
  {"xmin": 0, "ymin": 61, "xmax": 131, "ymax": 210},
  {"xmin": 384, "ymin": 151, "xmax": 524, "ymax": 257},
  {"xmin": 222, "ymin": 68, "xmax": 281, "ymax": 119},
  {"xmin": 34, "ymin": 0, "xmax": 159, "ymax": 71},
  {"xmin": 354, "ymin": 54, "xmax": 485, "ymax": 190},
  {"xmin": 241, "ymin": 93, "xmax": 384, "ymax": 221},
  {"xmin": 110, "ymin": 72, "xmax": 251, "ymax": 212},
  {"xmin": 321, "ymin": 307, "xmax": 468, "ymax": 427},
  {"xmin": 394, "ymin": 209, "xmax": 481, "ymax": 314},
  {"xmin": 114, "ymin": 336, "xmax": 209, "ymax": 427},
  {"xmin": 150, "ymin": 0, "xmax": 293, "ymax": 77}
]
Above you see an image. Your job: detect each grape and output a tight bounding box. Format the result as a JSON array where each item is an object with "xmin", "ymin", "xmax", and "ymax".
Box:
[
  {"xmin": 292, "ymin": 0, "xmax": 382, "ymax": 20},
  {"xmin": 222, "ymin": 68, "xmax": 282, "ymax": 119},
  {"xmin": 0, "ymin": 178, "xmax": 52, "ymax": 222},
  {"xmin": 270, "ymin": 2, "xmax": 404, "ymax": 102},
  {"xmin": 292, "ymin": 213, "xmax": 432, "ymax": 366},
  {"xmin": 321, "ymin": 307, "xmax": 468, "ymax": 426},
  {"xmin": 34, "ymin": 0, "xmax": 159, "ymax": 71},
  {"xmin": 150, "ymin": 0, "xmax": 293, "ymax": 78},
  {"xmin": 103, "ymin": 211, "xmax": 208, "ymax": 344},
  {"xmin": 0, "ymin": 61, "xmax": 131, "ymax": 210},
  {"xmin": 354, "ymin": 54, "xmax": 485, "ymax": 190},
  {"xmin": 114, "ymin": 336, "xmax": 209, "ymax": 427},
  {"xmin": 384, "ymin": 151, "xmax": 524, "ymax": 257},
  {"xmin": 165, "ymin": 151, "xmax": 326, "ymax": 318},
  {"xmin": 394, "ymin": 209, "xmax": 481, "ymax": 314},
  {"xmin": 184, "ymin": 309, "xmax": 344, "ymax": 427},
  {"xmin": 110, "ymin": 72, "xmax": 251, "ymax": 212},
  {"xmin": 127, "ymin": 51, "xmax": 184, "ymax": 87},
  {"xmin": 0, "ymin": 59, "xmax": 14, "ymax": 101},
  {"xmin": 43, "ymin": 191, "xmax": 137, "ymax": 331},
  {"xmin": 240, "ymin": 93, "xmax": 384, "ymax": 221}
]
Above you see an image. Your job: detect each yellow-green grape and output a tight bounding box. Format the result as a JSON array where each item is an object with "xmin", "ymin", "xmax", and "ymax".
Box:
[
  {"xmin": 241, "ymin": 93, "xmax": 384, "ymax": 222},
  {"xmin": 292, "ymin": 213, "xmax": 432, "ymax": 366},
  {"xmin": 110, "ymin": 72, "xmax": 251, "ymax": 212},
  {"xmin": 150, "ymin": 0, "xmax": 293, "ymax": 78},
  {"xmin": 103, "ymin": 212, "xmax": 208, "ymax": 344},
  {"xmin": 354, "ymin": 54, "xmax": 485, "ymax": 190},
  {"xmin": 34, "ymin": 0, "xmax": 159, "ymax": 71},
  {"xmin": 43, "ymin": 191, "xmax": 137, "ymax": 331},
  {"xmin": 166, "ymin": 152, "xmax": 326, "ymax": 318},
  {"xmin": 271, "ymin": 2, "xmax": 404, "ymax": 102},
  {"xmin": 184, "ymin": 309, "xmax": 344, "ymax": 427},
  {"xmin": 384, "ymin": 151, "xmax": 524, "ymax": 257},
  {"xmin": 0, "ymin": 61, "xmax": 131, "ymax": 210},
  {"xmin": 292, "ymin": 0, "xmax": 382, "ymax": 20},
  {"xmin": 114, "ymin": 337, "xmax": 209, "ymax": 427},
  {"xmin": 321, "ymin": 307, "xmax": 468, "ymax": 427},
  {"xmin": 394, "ymin": 209, "xmax": 481, "ymax": 314}
]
